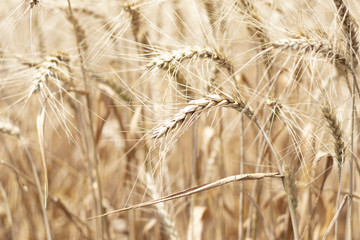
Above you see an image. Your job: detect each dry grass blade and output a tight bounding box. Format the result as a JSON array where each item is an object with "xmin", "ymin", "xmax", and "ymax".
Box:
[{"xmin": 89, "ymin": 172, "xmax": 282, "ymax": 219}]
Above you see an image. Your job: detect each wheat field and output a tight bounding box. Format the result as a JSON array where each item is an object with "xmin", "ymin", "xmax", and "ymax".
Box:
[{"xmin": 0, "ymin": 0, "xmax": 359, "ymax": 239}]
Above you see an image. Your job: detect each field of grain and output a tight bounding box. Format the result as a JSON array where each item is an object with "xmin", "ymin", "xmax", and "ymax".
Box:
[{"xmin": 0, "ymin": 0, "xmax": 359, "ymax": 239}]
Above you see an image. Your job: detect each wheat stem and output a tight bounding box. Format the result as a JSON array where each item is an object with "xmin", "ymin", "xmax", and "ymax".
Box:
[
  {"xmin": 89, "ymin": 172, "xmax": 282, "ymax": 219},
  {"xmin": 322, "ymin": 195, "xmax": 349, "ymax": 240}
]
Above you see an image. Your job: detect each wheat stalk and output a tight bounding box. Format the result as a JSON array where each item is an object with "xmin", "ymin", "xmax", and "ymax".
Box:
[
  {"xmin": 322, "ymin": 105, "xmax": 346, "ymax": 240},
  {"xmin": 332, "ymin": 2, "xmax": 358, "ymax": 238},
  {"xmin": 66, "ymin": 1, "xmax": 105, "ymax": 239},
  {"xmin": 144, "ymin": 172, "xmax": 180, "ymax": 240},
  {"xmin": 323, "ymin": 195, "xmax": 349, "ymax": 240},
  {"xmin": 89, "ymin": 172, "xmax": 282, "ymax": 218},
  {"xmin": 0, "ymin": 120, "xmax": 52, "ymax": 240}
]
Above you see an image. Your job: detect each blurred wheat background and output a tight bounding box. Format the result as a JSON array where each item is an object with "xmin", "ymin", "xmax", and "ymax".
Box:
[{"xmin": 0, "ymin": 0, "xmax": 359, "ymax": 239}]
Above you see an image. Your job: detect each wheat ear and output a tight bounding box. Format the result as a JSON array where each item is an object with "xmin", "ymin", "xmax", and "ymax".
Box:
[
  {"xmin": 322, "ymin": 105, "xmax": 346, "ymax": 240},
  {"xmin": 333, "ymin": 3, "xmax": 358, "ymax": 237},
  {"xmin": 146, "ymin": 47, "xmax": 233, "ymax": 74},
  {"xmin": 322, "ymin": 106, "xmax": 345, "ymax": 167},
  {"xmin": 152, "ymin": 93, "xmax": 255, "ymax": 138},
  {"xmin": 29, "ymin": 53, "xmax": 70, "ymax": 97},
  {"xmin": 236, "ymin": 0, "xmax": 271, "ymax": 63},
  {"xmin": 333, "ymin": 0, "xmax": 359, "ymax": 68},
  {"xmin": 123, "ymin": 2, "xmax": 142, "ymax": 43},
  {"xmin": 272, "ymin": 38, "xmax": 349, "ymax": 68}
]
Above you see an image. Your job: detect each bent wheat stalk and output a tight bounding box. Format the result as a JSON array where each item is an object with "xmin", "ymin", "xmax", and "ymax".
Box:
[{"xmin": 89, "ymin": 172, "xmax": 282, "ymax": 219}]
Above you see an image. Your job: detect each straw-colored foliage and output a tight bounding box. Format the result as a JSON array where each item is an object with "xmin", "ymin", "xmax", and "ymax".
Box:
[{"xmin": 0, "ymin": 0, "xmax": 359, "ymax": 239}]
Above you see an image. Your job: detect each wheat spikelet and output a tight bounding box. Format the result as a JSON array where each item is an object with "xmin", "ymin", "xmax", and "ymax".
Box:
[
  {"xmin": 0, "ymin": 121, "xmax": 20, "ymax": 137},
  {"xmin": 123, "ymin": 2, "xmax": 142, "ymax": 42},
  {"xmin": 272, "ymin": 38, "xmax": 348, "ymax": 68},
  {"xmin": 322, "ymin": 104, "xmax": 346, "ymax": 240},
  {"xmin": 333, "ymin": 0, "xmax": 359, "ymax": 67},
  {"xmin": 236, "ymin": 0, "xmax": 270, "ymax": 53},
  {"xmin": 322, "ymin": 106, "xmax": 345, "ymax": 167},
  {"xmin": 68, "ymin": 7, "xmax": 105, "ymax": 20},
  {"xmin": 283, "ymin": 165, "xmax": 298, "ymax": 209},
  {"xmin": 66, "ymin": 13, "xmax": 89, "ymax": 54},
  {"xmin": 146, "ymin": 47, "xmax": 233, "ymax": 74},
  {"xmin": 29, "ymin": 53, "xmax": 70, "ymax": 97},
  {"xmin": 202, "ymin": 0, "xmax": 217, "ymax": 28},
  {"xmin": 152, "ymin": 93, "xmax": 255, "ymax": 138},
  {"xmin": 30, "ymin": 0, "xmax": 39, "ymax": 8}
]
